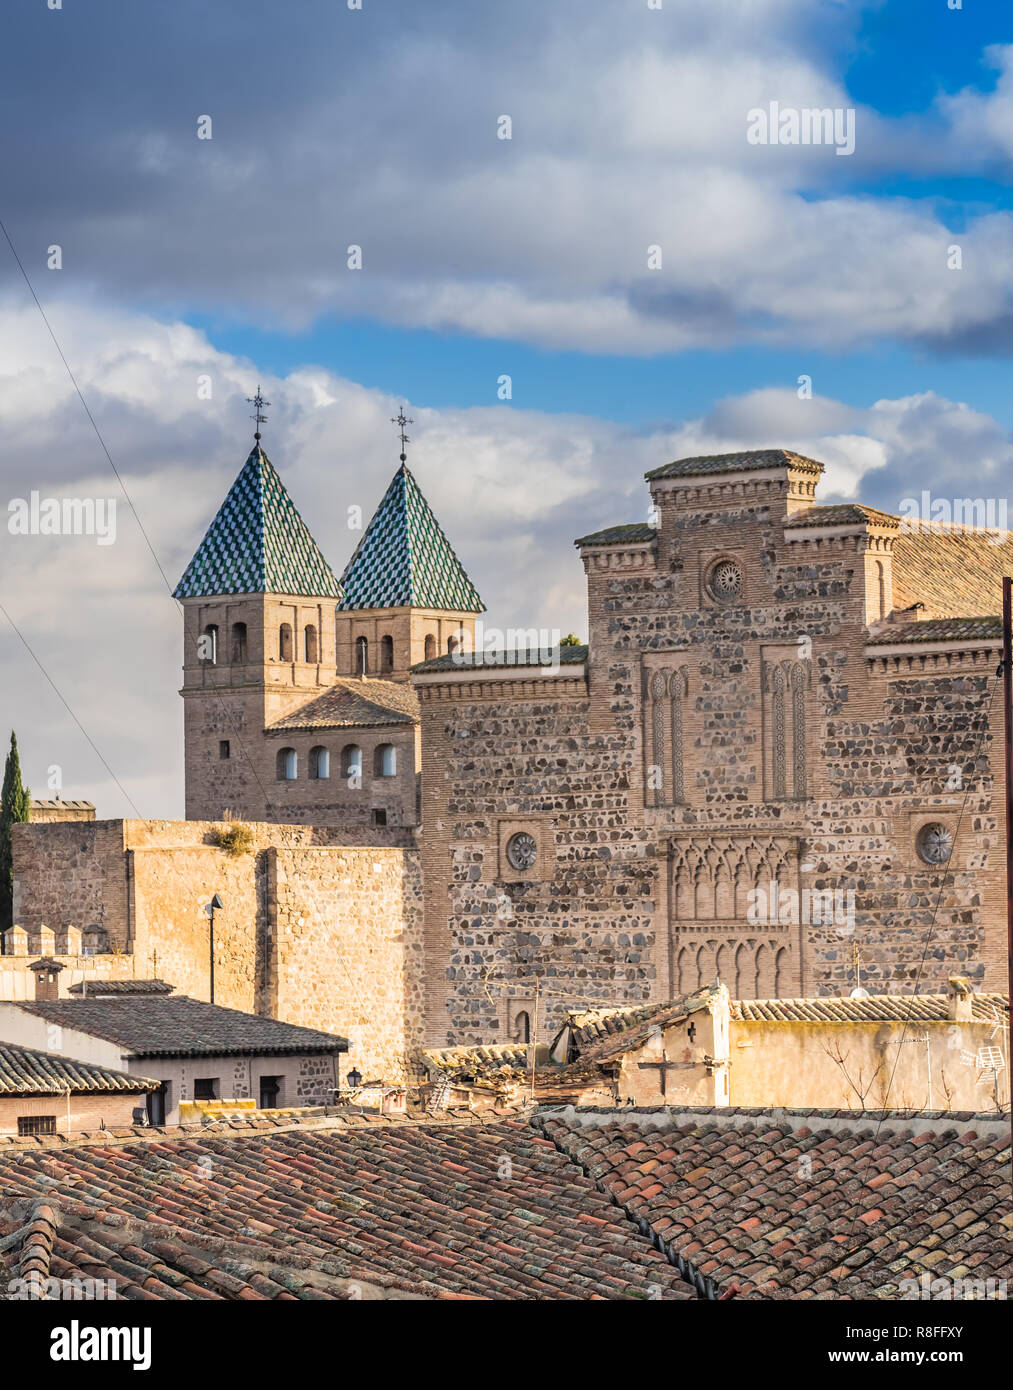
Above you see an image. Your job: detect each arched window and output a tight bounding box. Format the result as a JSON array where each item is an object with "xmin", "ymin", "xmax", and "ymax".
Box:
[
  {"xmin": 341, "ymin": 744, "xmax": 363, "ymax": 783},
  {"xmin": 309, "ymin": 745, "xmax": 330, "ymax": 780},
  {"xmin": 279, "ymin": 623, "xmax": 293, "ymax": 662},
  {"xmin": 355, "ymin": 635, "xmax": 368, "ymax": 674},
  {"xmin": 304, "ymin": 624, "xmax": 319, "ymax": 664},
  {"xmin": 276, "ymin": 747, "xmax": 297, "ymax": 781},
  {"xmin": 374, "ymin": 744, "xmax": 397, "ymax": 777},
  {"xmin": 200, "ymin": 624, "xmax": 218, "ymax": 665},
  {"xmin": 513, "ymin": 1010, "xmax": 531, "ymax": 1044},
  {"xmin": 424, "ymin": 634, "xmax": 436, "ymax": 662},
  {"xmin": 230, "ymin": 622, "xmax": 247, "ymax": 664},
  {"xmin": 380, "ymin": 634, "xmax": 394, "ymax": 673},
  {"xmin": 447, "ymin": 635, "xmax": 459, "ymax": 655}
]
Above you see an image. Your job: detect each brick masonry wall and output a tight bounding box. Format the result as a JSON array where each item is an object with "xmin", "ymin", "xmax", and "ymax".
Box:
[{"xmin": 0, "ymin": 1091, "xmax": 147, "ymax": 1135}]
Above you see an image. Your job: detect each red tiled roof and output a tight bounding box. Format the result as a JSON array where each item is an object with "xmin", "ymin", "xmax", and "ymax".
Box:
[
  {"xmin": 0, "ymin": 1041, "xmax": 160, "ymax": 1096},
  {"xmin": 268, "ymin": 677, "xmax": 418, "ymax": 731},
  {"xmin": 537, "ymin": 1108, "xmax": 1012, "ymax": 1300},
  {"xmin": 0, "ymin": 1113, "xmax": 692, "ymax": 1301}
]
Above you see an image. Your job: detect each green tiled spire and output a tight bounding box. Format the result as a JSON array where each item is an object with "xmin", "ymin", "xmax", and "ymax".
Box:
[
  {"xmin": 174, "ymin": 446, "xmax": 343, "ymax": 600},
  {"xmin": 338, "ymin": 464, "xmax": 484, "ymax": 612}
]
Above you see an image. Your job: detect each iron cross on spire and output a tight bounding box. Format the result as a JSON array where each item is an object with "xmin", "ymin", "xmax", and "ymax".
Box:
[
  {"xmin": 247, "ymin": 385, "xmax": 271, "ymax": 443},
  {"xmin": 391, "ymin": 406, "xmax": 413, "ymax": 464}
]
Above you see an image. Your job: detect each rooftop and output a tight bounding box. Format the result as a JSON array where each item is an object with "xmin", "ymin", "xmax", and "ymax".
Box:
[
  {"xmin": 67, "ymin": 979, "xmax": 175, "ymax": 997},
  {"xmin": 269, "ymin": 676, "xmax": 419, "ymax": 731},
  {"xmin": 412, "ymin": 643, "xmax": 588, "ymax": 675},
  {"xmin": 173, "ymin": 445, "xmax": 343, "ymax": 600},
  {"xmin": 0, "ymin": 1105, "xmax": 1007, "ymax": 1300},
  {"xmin": 338, "ymin": 463, "xmax": 484, "ymax": 614},
  {"xmin": 646, "ymin": 448, "xmax": 825, "ymax": 482},
  {"xmin": 11, "ymin": 996, "xmax": 349, "ymax": 1058},
  {"xmin": 0, "ymin": 1041, "xmax": 159, "ymax": 1096}
]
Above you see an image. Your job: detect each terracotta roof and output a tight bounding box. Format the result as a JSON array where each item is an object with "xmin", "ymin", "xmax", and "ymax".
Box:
[
  {"xmin": 412, "ymin": 644, "xmax": 588, "ymax": 674},
  {"xmin": 537, "ymin": 1107, "xmax": 1013, "ymax": 1299},
  {"xmin": 0, "ymin": 1114, "xmax": 693, "ymax": 1300},
  {"xmin": 68, "ymin": 979, "xmax": 175, "ymax": 997},
  {"xmin": 13, "ymin": 997, "xmax": 348, "ymax": 1058},
  {"xmin": 891, "ymin": 523, "xmax": 1013, "ymax": 619},
  {"xmin": 0, "ymin": 1042, "xmax": 159, "ymax": 1096},
  {"xmin": 560, "ymin": 990, "xmax": 1009, "ymax": 1057},
  {"xmin": 422, "ymin": 1045, "xmax": 531, "ymax": 1075},
  {"xmin": 730, "ymin": 994, "xmax": 1009, "ymax": 1024},
  {"xmin": 869, "ymin": 615, "xmax": 1005, "ymax": 647},
  {"xmin": 268, "ymin": 677, "xmax": 419, "ymax": 731},
  {"xmin": 574, "ymin": 523, "xmax": 657, "ymax": 548},
  {"xmin": 646, "ymin": 449, "xmax": 825, "ymax": 481},
  {"xmin": 784, "ymin": 504, "xmax": 900, "ymax": 529}
]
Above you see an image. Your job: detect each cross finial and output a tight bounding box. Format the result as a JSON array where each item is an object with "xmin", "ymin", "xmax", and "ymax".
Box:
[
  {"xmin": 247, "ymin": 385, "xmax": 271, "ymax": 444},
  {"xmin": 391, "ymin": 405, "xmax": 413, "ymax": 464}
]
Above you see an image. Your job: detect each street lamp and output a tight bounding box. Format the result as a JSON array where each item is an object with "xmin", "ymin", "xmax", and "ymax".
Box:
[
  {"xmin": 204, "ymin": 894, "xmax": 224, "ymax": 1004},
  {"xmin": 346, "ymin": 1066, "xmax": 362, "ymax": 1091}
]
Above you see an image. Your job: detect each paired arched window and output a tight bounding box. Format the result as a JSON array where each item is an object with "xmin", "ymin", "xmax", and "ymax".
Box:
[
  {"xmin": 355, "ymin": 635, "xmax": 368, "ymax": 674},
  {"xmin": 374, "ymin": 744, "xmax": 397, "ymax": 777},
  {"xmin": 309, "ymin": 746, "xmax": 330, "ymax": 780},
  {"xmin": 200, "ymin": 624, "xmax": 218, "ymax": 665},
  {"xmin": 279, "ymin": 623, "xmax": 293, "ymax": 662},
  {"xmin": 304, "ymin": 625, "xmax": 319, "ymax": 664},
  {"xmin": 341, "ymin": 744, "xmax": 363, "ymax": 782},
  {"xmin": 276, "ymin": 747, "xmax": 297, "ymax": 781},
  {"xmin": 230, "ymin": 622, "xmax": 248, "ymax": 664},
  {"xmin": 424, "ymin": 634, "xmax": 436, "ymax": 662},
  {"xmin": 380, "ymin": 635, "xmax": 394, "ymax": 673}
]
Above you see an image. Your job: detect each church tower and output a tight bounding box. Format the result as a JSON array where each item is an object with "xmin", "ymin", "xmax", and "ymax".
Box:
[
  {"xmin": 174, "ymin": 423, "xmax": 344, "ymax": 821},
  {"xmin": 335, "ymin": 438, "xmax": 485, "ymax": 681}
]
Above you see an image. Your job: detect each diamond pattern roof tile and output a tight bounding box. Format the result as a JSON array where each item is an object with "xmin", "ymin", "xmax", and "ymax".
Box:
[
  {"xmin": 338, "ymin": 464, "xmax": 484, "ymax": 613},
  {"xmin": 173, "ymin": 446, "xmax": 343, "ymax": 600}
]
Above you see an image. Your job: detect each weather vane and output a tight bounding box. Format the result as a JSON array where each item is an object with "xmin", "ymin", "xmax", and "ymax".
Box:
[
  {"xmin": 391, "ymin": 405, "xmax": 413, "ymax": 464},
  {"xmin": 247, "ymin": 385, "xmax": 271, "ymax": 443}
]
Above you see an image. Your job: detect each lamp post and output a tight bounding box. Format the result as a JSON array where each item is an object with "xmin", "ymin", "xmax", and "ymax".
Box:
[{"xmin": 204, "ymin": 894, "xmax": 224, "ymax": 1004}]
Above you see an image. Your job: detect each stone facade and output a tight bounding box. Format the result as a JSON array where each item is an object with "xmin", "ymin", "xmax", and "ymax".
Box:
[
  {"xmin": 8, "ymin": 819, "xmax": 424, "ymax": 1082},
  {"xmin": 414, "ymin": 451, "xmax": 1011, "ymax": 1047}
]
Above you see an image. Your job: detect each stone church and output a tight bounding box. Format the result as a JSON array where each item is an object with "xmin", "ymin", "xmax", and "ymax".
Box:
[{"xmin": 4, "ymin": 437, "xmax": 1011, "ymax": 1064}]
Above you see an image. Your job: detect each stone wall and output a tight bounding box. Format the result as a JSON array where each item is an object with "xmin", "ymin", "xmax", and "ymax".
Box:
[
  {"xmin": 415, "ymin": 468, "xmax": 1007, "ymax": 1048},
  {"xmin": 11, "ymin": 819, "xmax": 423, "ymax": 1082}
]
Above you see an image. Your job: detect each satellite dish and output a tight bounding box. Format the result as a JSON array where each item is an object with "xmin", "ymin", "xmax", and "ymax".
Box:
[{"xmin": 850, "ymin": 987, "xmax": 870, "ymax": 1000}]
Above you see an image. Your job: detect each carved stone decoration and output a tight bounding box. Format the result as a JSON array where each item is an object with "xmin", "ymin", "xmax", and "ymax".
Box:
[
  {"xmin": 707, "ymin": 559, "xmax": 743, "ymax": 603},
  {"xmin": 763, "ymin": 656, "xmax": 810, "ymax": 801},
  {"xmin": 505, "ymin": 832, "xmax": 538, "ymax": 872},
  {"xmin": 917, "ymin": 822, "xmax": 953, "ymax": 865},
  {"xmin": 643, "ymin": 661, "xmax": 688, "ymax": 808},
  {"xmin": 791, "ymin": 662, "xmax": 807, "ymax": 800},
  {"xmin": 771, "ymin": 665, "xmax": 787, "ymax": 799}
]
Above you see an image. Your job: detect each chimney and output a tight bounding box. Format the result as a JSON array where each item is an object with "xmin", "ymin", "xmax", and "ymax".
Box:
[{"xmin": 946, "ymin": 976, "xmax": 974, "ymax": 1022}]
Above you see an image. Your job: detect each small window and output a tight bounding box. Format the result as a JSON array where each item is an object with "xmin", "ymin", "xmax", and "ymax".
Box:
[
  {"xmin": 447, "ymin": 635, "xmax": 459, "ymax": 655},
  {"xmin": 279, "ymin": 623, "xmax": 293, "ymax": 662},
  {"xmin": 200, "ymin": 624, "xmax": 218, "ymax": 664},
  {"xmin": 424, "ymin": 634, "xmax": 436, "ymax": 662},
  {"xmin": 230, "ymin": 622, "xmax": 248, "ymax": 664},
  {"xmin": 276, "ymin": 747, "xmax": 298, "ymax": 781},
  {"xmin": 259, "ymin": 1075, "xmax": 282, "ymax": 1109},
  {"xmin": 304, "ymin": 624, "xmax": 319, "ymax": 664},
  {"xmin": 380, "ymin": 635, "xmax": 394, "ymax": 673},
  {"xmin": 219, "ymin": 740, "xmax": 230, "ymax": 760},
  {"xmin": 514, "ymin": 1010, "xmax": 531, "ymax": 1044},
  {"xmin": 355, "ymin": 635, "xmax": 369, "ymax": 674},
  {"xmin": 373, "ymin": 808, "xmax": 387, "ymax": 827},
  {"xmin": 341, "ymin": 744, "xmax": 363, "ymax": 782},
  {"xmin": 18, "ymin": 1115, "xmax": 57, "ymax": 1137},
  {"xmin": 193, "ymin": 1078, "xmax": 219, "ymax": 1102},
  {"xmin": 82, "ymin": 927, "xmax": 108, "ymax": 957},
  {"xmin": 309, "ymin": 745, "xmax": 330, "ymax": 780},
  {"xmin": 374, "ymin": 744, "xmax": 397, "ymax": 777}
]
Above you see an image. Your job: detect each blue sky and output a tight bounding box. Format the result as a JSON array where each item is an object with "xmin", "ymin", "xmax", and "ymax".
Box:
[{"xmin": 2, "ymin": 0, "xmax": 1012, "ymax": 814}]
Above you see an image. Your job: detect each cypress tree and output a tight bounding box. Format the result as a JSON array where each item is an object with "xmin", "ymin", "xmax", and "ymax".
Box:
[{"xmin": 0, "ymin": 731, "xmax": 31, "ymax": 935}]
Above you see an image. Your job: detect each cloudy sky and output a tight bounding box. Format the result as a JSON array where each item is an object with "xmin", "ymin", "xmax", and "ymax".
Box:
[{"xmin": 1, "ymin": 0, "xmax": 1011, "ymax": 816}]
